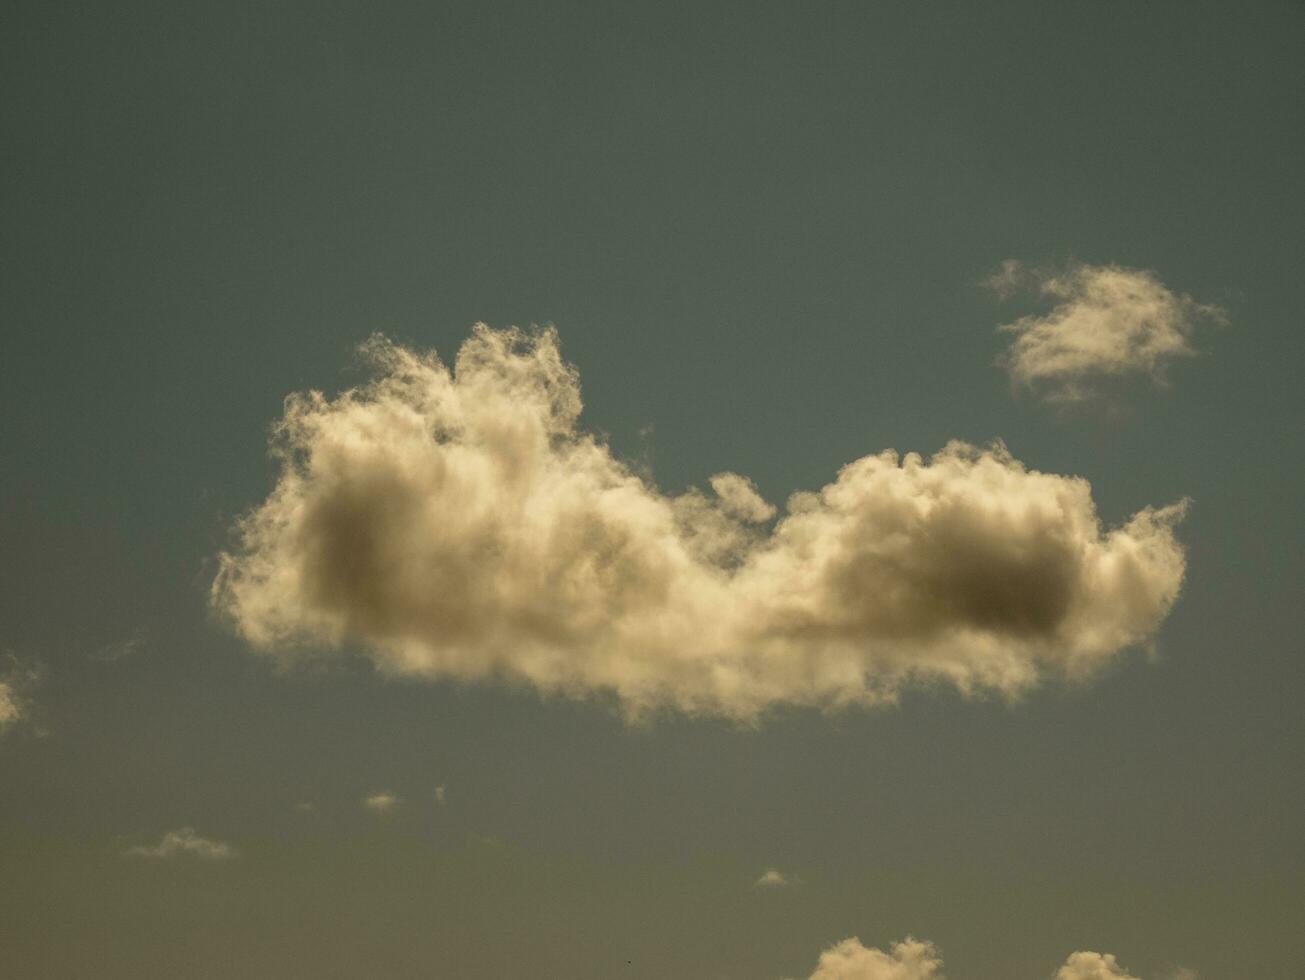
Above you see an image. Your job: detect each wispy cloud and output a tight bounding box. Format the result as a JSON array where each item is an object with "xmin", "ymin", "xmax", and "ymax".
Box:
[
  {"xmin": 91, "ymin": 626, "xmax": 150, "ymax": 663},
  {"xmin": 125, "ymin": 827, "xmax": 237, "ymax": 861},
  {"xmin": 989, "ymin": 259, "xmax": 1225, "ymax": 402},
  {"xmin": 0, "ymin": 655, "xmax": 40, "ymax": 735},
  {"xmin": 434, "ymin": 785, "xmax": 446, "ymax": 806},
  {"xmin": 214, "ymin": 325, "xmax": 1188, "ymax": 721},
  {"xmin": 0, "ymin": 681, "xmax": 20, "ymax": 731},
  {"xmin": 363, "ymin": 791, "xmax": 399, "ymax": 813}
]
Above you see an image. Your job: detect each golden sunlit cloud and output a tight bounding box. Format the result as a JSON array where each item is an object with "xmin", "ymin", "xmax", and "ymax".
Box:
[
  {"xmin": 797, "ymin": 938, "xmax": 1178, "ymax": 980},
  {"xmin": 214, "ymin": 325, "xmax": 1188, "ymax": 720},
  {"xmin": 989, "ymin": 260, "xmax": 1225, "ymax": 403}
]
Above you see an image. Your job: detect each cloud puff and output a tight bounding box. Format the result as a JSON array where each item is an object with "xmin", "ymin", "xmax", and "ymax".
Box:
[
  {"xmin": 990, "ymin": 260, "xmax": 1225, "ymax": 402},
  {"xmin": 1054, "ymin": 951, "xmax": 1142, "ymax": 980},
  {"xmin": 0, "ymin": 657, "xmax": 39, "ymax": 734},
  {"xmin": 806, "ymin": 937, "xmax": 943, "ymax": 980},
  {"xmin": 125, "ymin": 827, "xmax": 237, "ymax": 861},
  {"xmin": 801, "ymin": 938, "xmax": 1167, "ymax": 980},
  {"xmin": 0, "ymin": 682, "xmax": 19, "ymax": 731},
  {"xmin": 755, "ymin": 868, "xmax": 796, "ymax": 888},
  {"xmin": 364, "ymin": 791, "xmax": 400, "ymax": 813},
  {"xmin": 213, "ymin": 325, "xmax": 1188, "ymax": 720}
]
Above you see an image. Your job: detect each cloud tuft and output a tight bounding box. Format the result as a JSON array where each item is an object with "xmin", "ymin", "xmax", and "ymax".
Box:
[
  {"xmin": 213, "ymin": 325, "xmax": 1189, "ymax": 720},
  {"xmin": 0, "ymin": 682, "xmax": 19, "ymax": 730},
  {"xmin": 990, "ymin": 260, "xmax": 1225, "ymax": 402}
]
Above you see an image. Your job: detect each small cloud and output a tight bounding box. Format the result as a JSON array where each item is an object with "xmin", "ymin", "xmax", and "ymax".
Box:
[
  {"xmin": 800, "ymin": 938, "xmax": 1161, "ymax": 980},
  {"xmin": 0, "ymin": 654, "xmax": 41, "ymax": 736},
  {"xmin": 125, "ymin": 827, "xmax": 237, "ymax": 861},
  {"xmin": 92, "ymin": 626, "xmax": 150, "ymax": 663},
  {"xmin": 988, "ymin": 259, "xmax": 1225, "ymax": 403},
  {"xmin": 364, "ymin": 791, "xmax": 399, "ymax": 813},
  {"xmin": 434, "ymin": 785, "xmax": 447, "ymax": 806},
  {"xmin": 294, "ymin": 801, "xmax": 316, "ymax": 813},
  {"xmin": 1055, "ymin": 951, "xmax": 1142, "ymax": 980},
  {"xmin": 807, "ymin": 937, "xmax": 942, "ymax": 980},
  {"xmin": 0, "ymin": 681, "xmax": 19, "ymax": 731},
  {"xmin": 755, "ymin": 868, "xmax": 796, "ymax": 888}
]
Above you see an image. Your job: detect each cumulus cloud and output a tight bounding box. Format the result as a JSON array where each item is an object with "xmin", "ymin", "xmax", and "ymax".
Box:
[
  {"xmin": 989, "ymin": 260, "xmax": 1225, "ymax": 402},
  {"xmin": 435, "ymin": 785, "xmax": 447, "ymax": 805},
  {"xmin": 213, "ymin": 325, "xmax": 1189, "ymax": 720},
  {"xmin": 126, "ymin": 827, "xmax": 237, "ymax": 861},
  {"xmin": 806, "ymin": 937, "xmax": 943, "ymax": 980},
  {"xmin": 1054, "ymin": 951, "xmax": 1142, "ymax": 980},
  {"xmin": 364, "ymin": 791, "xmax": 400, "ymax": 813},
  {"xmin": 755, "ymin": 868, "xmax": 796, "ymax": 888},
  {"xmin": 800, "ymin": 938, "xmax": 1164, "ymax": 980}
]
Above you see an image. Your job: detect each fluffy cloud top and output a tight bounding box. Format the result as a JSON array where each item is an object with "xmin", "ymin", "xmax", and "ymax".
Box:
[
  {"xmin": 807, "ymin": 938, "xmax": 943, "ymax": 980},
  {"xmin": 126, "ymin": 827, "xmax": 237, "ymax": 861},
  {"xmin": 1055, "ymin": 951, "xmax": 1142, "ymax": 980},
  {"xmin": 990, "ymin": 260, "xmax": 1225, "ymax": 402},
  {"xmin": 214, "ymin": 325, "xmax": 1188, "ymax": 720},
  {"xmin": 755, "ymin": 868, "xmax": 796, "ymax": 888},
  {"xmin": 800, "ymin": 938, "xmax": 1165, "ymax": 980}
]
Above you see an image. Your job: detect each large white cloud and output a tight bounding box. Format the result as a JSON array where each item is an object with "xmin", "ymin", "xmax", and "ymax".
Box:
[
  {"xmin": 213, "ymin": 325, "xmax": 1188, "ymax": 720},
  {"xmin": 989, "ymin": 260, "xmax": 1225, "ymax": 402},
  {"xmin": 798, "ymin": 938, "xmax": 1173, "ymax": 980}
]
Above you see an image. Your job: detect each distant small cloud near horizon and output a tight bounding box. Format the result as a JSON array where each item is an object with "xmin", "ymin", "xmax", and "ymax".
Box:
[
  {"xmin": 213, "ymin": 325, "xmax": 1190, "ymax": 722},
  {"xmin": 799, "ymin": 937, "xmax": 1176, "ymax": 980},
  {"xmin": 364, "ymin": 791, "xmax": 399, "ymax": 813},
  {"xmin": 434, "ymin": 785, "xmax": 446, "ymax": 805},
  {"xmin": 988, "ymin": 259, "xmax": 1225, "ymax": 403},
  {"xmin": 755, "ymin": 868, "xmax": 795, "ymax": 888},
  {"xmin": 125, "ymin": 827, "xmax": 237, "ymax": 861}
]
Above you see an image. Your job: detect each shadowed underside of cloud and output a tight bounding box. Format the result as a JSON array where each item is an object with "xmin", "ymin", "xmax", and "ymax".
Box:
[
  {"xmin": 800, "ymin": 937, "xmax": 1165, "ymax": 980},
  {"xmin": 213, "ymin": 325, "xmax": 1188, "ymax": 720},
  {"xmin": 989, "ymin": 259, "xmax": 1225, "ymax": 403}
]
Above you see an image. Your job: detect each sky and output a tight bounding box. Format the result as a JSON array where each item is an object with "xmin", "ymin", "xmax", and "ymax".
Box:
[{"xmin": 2, "ymin": 2, "xmax": 1303, "ymax": 978}]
